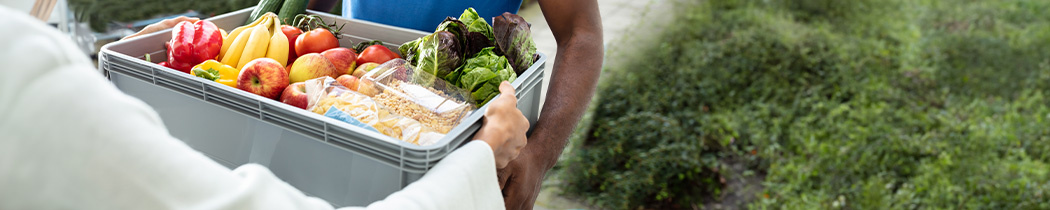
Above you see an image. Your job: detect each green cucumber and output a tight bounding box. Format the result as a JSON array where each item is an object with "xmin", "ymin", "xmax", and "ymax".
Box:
[
  {"xmin": 277, "ymin": 0, "xmax": 309, "ymax": 25},
  {"xmin": 247, "ymin": 0, "xmax": 284, "ymax": 25}
]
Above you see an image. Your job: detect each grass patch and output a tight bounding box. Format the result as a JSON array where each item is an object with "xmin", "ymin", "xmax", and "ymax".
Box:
[{"xmin": 561, "ymin": 0, "xmax": 1050, "ymax": 208}]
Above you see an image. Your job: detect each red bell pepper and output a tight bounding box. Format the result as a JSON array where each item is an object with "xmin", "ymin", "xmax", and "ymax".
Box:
[{"xmin": 167, "ymin": 20, "xmax": 223, "ymax": 73}]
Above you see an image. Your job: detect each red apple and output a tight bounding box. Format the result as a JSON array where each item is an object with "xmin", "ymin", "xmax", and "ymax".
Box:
[
  {"xmin": 237, "ymin": 58, "xmax": 289, "ymax": 99},
  {"xmin": 322, "ymin": 47, "xmax": 358, "ymax": 75},
  {"xmin": 336, "ymin": 74, "xmax": 360, "ymax": 91},
  {"xmin": 280, "ymin": 82, "xmax": 308, "ymax": 109},
  {"xmin": 351, "ymin": 62, "xmax": 380, "ymax": 78},
  {"xmin": 288, "ymin": 53, "xmax": 339, "ymax": 83}
]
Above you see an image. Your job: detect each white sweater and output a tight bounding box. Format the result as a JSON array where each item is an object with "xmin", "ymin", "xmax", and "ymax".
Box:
[{"xmin": 0, "ymin": 6, "xmax": 503, "ymax": 210}]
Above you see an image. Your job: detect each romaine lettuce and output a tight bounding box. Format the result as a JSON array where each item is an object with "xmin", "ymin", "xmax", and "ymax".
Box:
[
  {"xmin": 453, "ymin": 47, "xmax": 516, "ymax": 105},
  {"xmin": 492, "ymin": 12, "xmax": 537, "ymax": 75}
]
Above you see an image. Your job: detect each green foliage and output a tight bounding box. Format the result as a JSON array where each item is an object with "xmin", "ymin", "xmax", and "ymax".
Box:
[
  {"xmin": 562, "ymin": 0, "xmax": 1050, "ymax": 209},
  {"xmin": 69, "ymin": 0, "xmax": 257, "ymax": 32},
  {"xmin": 564, "ymin": 111, "xmax": 718, "ymax": 209}
]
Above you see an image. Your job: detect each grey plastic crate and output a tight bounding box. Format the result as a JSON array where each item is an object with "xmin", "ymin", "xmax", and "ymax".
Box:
[{"xmin": 98, "ymin": 7, "xmax": 546, "ymax": 207}]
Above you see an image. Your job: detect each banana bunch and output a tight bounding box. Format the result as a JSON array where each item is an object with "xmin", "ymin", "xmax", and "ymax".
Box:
[{"xmin": 219, "ymin": 12, "xmax": 289, "ymax": 69}]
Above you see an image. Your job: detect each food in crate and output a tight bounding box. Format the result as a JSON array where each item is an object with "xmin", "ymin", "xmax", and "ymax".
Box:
[
  {"xmin": 167, "ymin": 20, "xmax": 223, "ymax": 73},
  {"xmin": 304, "ymin": 76, "xmax": 448, "ymax": 146},
  {"xmin": 219, "ymin": 12, "xmax": 290, "ymax": 69},
  {"xmin": 302, "ymin": 59, "xmax": 477, "ymax": 145},
  {"xmin": 140, "ymin": 6, "xmax": 538, "ymax": 145},
  {"xmin": 399, "ymin": 8, "xmax": 536, "ymax": 106},
  {"xmin": 358, "ymin": 59, "xmax": 476, "ymax": 134},
  {"xmin": 190, "ymin": 60, "xmax": 238, "ymax": 88}
]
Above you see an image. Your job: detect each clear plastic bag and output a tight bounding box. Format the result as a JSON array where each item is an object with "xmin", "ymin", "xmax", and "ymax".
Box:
[
  {"xmin": 305, "ymin": 76, "xmax": 445, "ymax": 146},
  {"xmin": 357, "ymin": 59, "xmax": 476, "ymax": 134}
]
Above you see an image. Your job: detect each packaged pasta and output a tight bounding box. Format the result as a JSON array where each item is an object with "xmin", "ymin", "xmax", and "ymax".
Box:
[
  {"xmin": 305, "ymin": 76, "xmax": 445, "ymax": 146},
  {"xmin": 357, "ymin": 59, "xmax": 476, "ymax": 134}
]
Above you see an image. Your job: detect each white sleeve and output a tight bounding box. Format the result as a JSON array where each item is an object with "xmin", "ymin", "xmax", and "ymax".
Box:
[
  {"xmin": 0, "ymin": 5, "xmax": 502, "ymax": 210},
  {"xmin": 342, "ymin": 141, "xmax": 505, "ymax": 210}
]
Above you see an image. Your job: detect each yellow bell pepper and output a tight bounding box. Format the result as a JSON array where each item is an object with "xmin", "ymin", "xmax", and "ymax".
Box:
[{"xmin": 190, "ymin": 60, "xmax": 239, "ymax": 87}]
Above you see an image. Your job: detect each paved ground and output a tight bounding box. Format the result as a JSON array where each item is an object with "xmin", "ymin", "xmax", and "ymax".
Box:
[{"xmin": 517, "ymin": 0, "xmax": 675, "ymax": 209}]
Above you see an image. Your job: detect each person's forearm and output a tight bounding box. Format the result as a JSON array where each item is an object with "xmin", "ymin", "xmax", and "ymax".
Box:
[
  {"xmin": 497, "ymin": 1, "xmax": 602, "ymax": 208},
  {"xmin": 529, "ymin": 31, "xmax": 604, "ymax": 168}
]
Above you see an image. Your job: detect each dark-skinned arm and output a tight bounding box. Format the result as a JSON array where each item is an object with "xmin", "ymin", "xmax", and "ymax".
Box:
[{"xmin": 497, "ymin": 0, "xmax": 604, "ymax": 209}]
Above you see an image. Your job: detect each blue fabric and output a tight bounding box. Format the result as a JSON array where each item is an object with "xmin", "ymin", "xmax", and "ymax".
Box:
[
  {"xmin": 323, "ymin": 106, "xmax": 381, "ymax": 133},
  {"xmin": 344, "ymin": 0, "xmax": 523, "ymax": 32}
]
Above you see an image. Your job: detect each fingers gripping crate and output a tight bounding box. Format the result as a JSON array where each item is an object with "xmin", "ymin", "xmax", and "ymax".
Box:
[{"xmin": 98, "ymin": 7, "xmax": 546, "ymax": 207}]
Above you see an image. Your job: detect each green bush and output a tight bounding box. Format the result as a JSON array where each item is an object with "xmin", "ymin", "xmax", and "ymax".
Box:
[{"xmin": 561, "ymin": 0, "xmax": 1050, "ymax": 209}]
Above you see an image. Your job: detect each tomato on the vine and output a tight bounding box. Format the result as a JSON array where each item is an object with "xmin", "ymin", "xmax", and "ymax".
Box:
[
  {"xmin": 281, "ymin": 25, "xmax": 303, "ymax": 62},
  {"xmin": 295, "ymin": 28, "xmax": 339, "ymax": 56}
]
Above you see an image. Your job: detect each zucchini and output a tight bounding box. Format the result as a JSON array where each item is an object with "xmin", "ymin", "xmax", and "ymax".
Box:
[
  {"xmin": 277, "ymin": 0, "xmax": 309, "ymax": 25},
  {"xmin": 246, "ymin": 0, "xmax": 284, "ymax": 25}
]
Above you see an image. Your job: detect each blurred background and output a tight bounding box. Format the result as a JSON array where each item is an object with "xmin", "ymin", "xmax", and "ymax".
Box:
[
  {"xmin": 7, "ymin": 0, "xmax": 281, "ymax": 59},
  {"xmin": 11, "ymin": 0, "xmax": 1050, "ymax": 209}
]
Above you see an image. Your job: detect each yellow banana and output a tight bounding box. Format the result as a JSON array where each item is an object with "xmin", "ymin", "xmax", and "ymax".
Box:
[
  {"xmin": 237, "ymin": 18, "xmax": 273, "ymax": 69},
  {"xmin": 221, "ymin": 16, "xmax": 269, "ymax": 66},
  {"xmin": 220, "ymin": 27, "xmax": 252, "ymax": 67},
  {"xmin": 220, "ymin": 15, "xmax": 271, "ymax": 60},
  {"xmin": 220, "ymin": 27, "xmax": 248, "ymax": 61},
  {"xmin": 265, "ymin": 13, "xmax": 289, "ymax": 66}
]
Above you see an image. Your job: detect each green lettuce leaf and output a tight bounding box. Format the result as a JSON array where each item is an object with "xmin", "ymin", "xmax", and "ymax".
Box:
[
  {"xmin": 471, "ymin": 83, "xmax": 500, "ymax": 105},
  {"xmin": 399, "ymin": 38, "xmax": 421, "ymax": 64},
  {"xmin": 462, "ymin": 67, "xmax": 498, "ymax": 91},
  {"xmin": 452, "ymin": 47, "xmax": 516, "ymax": 105},
  {"xmin": 459, "ymin": 8, "xmax": 494, "ymax": 42},
  {"xmin": 412, "ymin": 31, "xmax": 463, "ymax": 85},
  {"xmin": 494, "ymin": 66, "xmax": 517, "ymax": 84}
]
